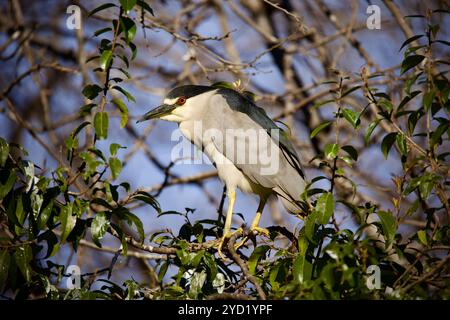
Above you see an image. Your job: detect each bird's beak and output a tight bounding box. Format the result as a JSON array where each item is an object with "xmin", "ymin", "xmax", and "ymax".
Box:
[{"xmin": 136, "ymin": 104, "xmax": 176, "ymax": 123}]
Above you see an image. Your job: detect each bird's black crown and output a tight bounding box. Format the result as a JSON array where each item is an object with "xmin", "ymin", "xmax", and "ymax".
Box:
[{"xmin": 166, "ymin": 85, "xmax": 215, "ymax": 99}]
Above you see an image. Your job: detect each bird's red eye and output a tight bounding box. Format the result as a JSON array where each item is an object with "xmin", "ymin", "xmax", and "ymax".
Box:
[{"xmin": 177, "ymin": 97, "xmax": 187, "ymax": 105}]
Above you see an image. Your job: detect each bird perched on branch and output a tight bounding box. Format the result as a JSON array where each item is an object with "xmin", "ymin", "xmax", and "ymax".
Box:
[{"xmin": 138, "ymin": 84, "xmax": 307, "ymax": 258}]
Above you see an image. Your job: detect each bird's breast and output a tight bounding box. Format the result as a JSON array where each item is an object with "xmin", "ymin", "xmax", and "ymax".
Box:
[{"xmin": 178, "ymin": 122, "xmax": 270, "ymax": 196}]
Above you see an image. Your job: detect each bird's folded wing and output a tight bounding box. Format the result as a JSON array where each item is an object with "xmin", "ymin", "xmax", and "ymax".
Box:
[{"xmin": 212, "ymin": 90, "xmax": 305, "ymax": 182}]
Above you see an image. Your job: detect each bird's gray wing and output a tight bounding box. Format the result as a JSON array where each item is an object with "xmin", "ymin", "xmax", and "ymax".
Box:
[
  {"xmin": 216, "ymin": 88, "xmax": 305, "ymax": 180},
  {"xmin": 206, "ymin": 92, "xmax": 300, "ymax": 191}
]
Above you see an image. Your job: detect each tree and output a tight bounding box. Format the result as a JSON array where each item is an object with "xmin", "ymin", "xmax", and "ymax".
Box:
[{"xmin": 0, "ymin": 0, "xmax": 448, "ymax": 300}]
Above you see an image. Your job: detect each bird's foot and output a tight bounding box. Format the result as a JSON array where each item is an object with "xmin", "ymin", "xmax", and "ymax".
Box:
[
  {"xmin": 216, "ymin": 228, "xmax": 243, "ymax": 260},
  {"xmin": 250, "ymin": 226, "xmax": 270, "ymax": 237},
  {"xmin": 235, "ymin": 226, "xmax": 271, "ymax": 249}
]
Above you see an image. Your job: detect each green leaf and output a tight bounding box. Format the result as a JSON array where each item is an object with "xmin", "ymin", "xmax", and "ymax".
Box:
[
  {"xmin": 405, "ymin": 45, "xmax": 427, "ymax": 56},
  {"xmin": 124, "ymin": 280, "xmax": 139, "ymax": 300},
  {"xmin": 310, "ymin": 121, "xmax": 332, "ymax": 138},
  {"xmin": 128, "ymin": 42, "xmax": 137, "ymax": 60},
  {"xmin": 60, "ymin": 203, "xmax": 76, "ymax": 244},
  {"xmin": 5, "ymin": 192, "xmax": 19, "ymax": 227},
  {"xmin": 211, "ymin": 81, "xmax": 234, "ymax": 89},
  {"xmin": 342, "ymin": 108, "xmax": 360, "ymax": 129},
  {"xmin": 381, "ymin": 132, "xmax": 398, "ymax": 159},
  {"xmin": 417, "ymin": 230, "xmax": 427, "ymax": 246},
  {"xmin": 404, "ymin": 14, "xmax": 425, "ymax": 19},
  {"xmin": 189, "ymin": 270, "xmax": 207, "ymax": 299},
  {"xmin": 341, "ymin": 85, "xmax": 362, "ymax": 98},
  {"xmin": 374, "ymin": 92, "xmax": 390, "ymax": 100},
  {"xmin": 396, "ymin": 133, "xmax": 408, "ymax": 156},
  {"xmin": 91, "ymin": 198, "xmax": 114, "ymax": 210},
  {"xmin": 377, "ymin": 210, "xmax": 396, "ymax": 247},
  {"xmin": 431, "ymin": 121, "xmax": 449, "ymax": 147},
  {"xmin": 0, "ymin": 138, "xmax": 9, "ymax": 166},
  {"xmin": 422, "ymin": 90, "xmax": 435, "ymax": 112},
  {"xmin": 21, "ymin": 160, "xmax": 34, "ymax": 183},
  {"xmin": 112, "ymin": 86, "xmax": 135, "ymax": 102},
  {"xmin": 66, "ymin": 136, "xmax": 78, "ymax": 159},
  {"xmin": 403, "ymin": 176, "xmax": 421, "ymax": 195},
  {"xmin": 120, "ymin": 0, "xmax": 137, "ymax": 12},
  {"xmin": 324, "ymin": 143, "xmax": 339, "ymax": 159},
  {"xmin": 212, "ymin": 273, "xmax": 225, "ymax": 294},
  {"xmin": 312, "ymin": 99, "xmax": 334, "ymax": 110},
  {"xmin": 137, "ymin": 0, "xmax": 154, "ymax": 16},
  {"xmin": 71, "ymin": 121, "xmax": 91, "ymax": 138},
  {"xmin": 38, "ymin": 199, "xmax": 53, "ymax": 229},
  {"xmin": 0, "ymin": 170, "xmax": 16, "ymax": 200},
  {"xmin": 407, "ymin": 110, "xmax": 422, "ymax": 135},
  {"xmin": 292, "ymin": 228, "xmax": 312, "ymax": 283},
  {"xmin": 79, "ymin": 103, "xmax": 97, "ymax": 116},
  {"xmin": 248, "ymin": 246, "xmax": 269, "ymax": 274},
  {"xmin": 99, "ymin": 50, "xmax": 112, "ymax": 70},
  {"xmin": 433, "ymin": 9, "xmax": 450, "ymax": 13},
  {"xmin": 122, "ymin": 211, "xmax": 144, "ymax": 242},
  {"xmin": 86, "ymin": 55, "xmax": 100, "ymax": 64},
  {"xmin": 131, "ymin": 191, "xmax": 160, "ymax": 212},
  {"xmin": 399, "ymin": 35, "xmax": 424, "ymax": 51},
  {"xmin": 91, "ymin": 212, "xmax": 110, "ymax": 247},
  {"xmin": 112, "ymin": 98, "xmax": 128, "ymax": 128},
  {"xmin": 400, "ymin": 55, "xmax": 425, "ymax": 75},
  {"xmin": 158, "ymin": 261, "xmax": 169, "ymax": 282},
  {"xmin": 315, "ymin": 192, "xmax": 334, "ymax": 224},
  {"xmin": 297, "ymin": 229, "xmax": 308, "ymax": 256},
  {"xmin": 293, "ymin": 254, "xmax": 312, "ymax": 283},
  {"xmin": 82, "ymin": 84, "xmax": 103, "ymax": 100},
  {"xmin": 94, "ymin": 112, "xmax": 109, "ymax": 140},
  {"xmin": 365, "ymin": 119, "xmax": 380, "ymax": 144},
  {"xmin": 13, "ymin": 245, "xmax": 32, "ymax": 283},
  {"xmin": 320, "ymin": 263, "xmax": 335, "ymax": 290},
  {"xmin": 100, "ymin": 38, "xmax": 112, "ymax": 51},
  {"xmin": 304, "ymin": 211, "xmax": 317, "ymax": 242},
  {"xmin": 0, "ymin": 249, "xmax": 10, "ymax": 290},
  {"xmin": 429, "ymin": 24, "xmax": 440, "ymax": 38},
  {"xmin": 434, "ymin": 39, "xmax": 450, "ymax": 47},
  {"xmin": 110, "ymin": 143, "xmax": 125, "ymax": 156},
  {"xmin": 120, "ymin": 17, "xmax": 137, "ymax": 44},
  {"xmin": 15, "ymin": 193, "xmax": 26, "ymax": 229},
  {"xmin": 117, "ymin": 67, "xmax": 131, "ymax": 79},
  {"xmin": 109, "ymin": 157, "xmax": 122, "ymax": 180},
  {"xmin": 88, "ymin": 3, "xmax": 116, "ymax": 17},
  {"xmin": 378, "ymin": 99, "xmax": 393, "ymax": 113},
  {"xmin": 202, "ymin": 253, "xmax": 217, "ymax": 280},
  {"xmin": 88, "ymin": 147, "xmax": 106, "ymax": 162},
  {"xmin": 418, "ymin": 173, "xmax": 436, "ymax": 200},
  {"xmin": 404, "ymin": 72, "xmax": 422, "ymax": 95},
  {"xmin": 94, "ymin": 27, "xmax": 112, "ymax": 37},
  {"xmin": 269, "ymin": 264, "xmax": 280, "ymax": 290},
  {"xmin": 191, "ymin": 250, "xmax": 205, "ymax": 268},
  {"xmin": 341, "ymin": 145, "xmax": 358, "ymax": 161},
  {"xmin": 396, "ymin": 90, "xmax": 421, "ymax": 112}
]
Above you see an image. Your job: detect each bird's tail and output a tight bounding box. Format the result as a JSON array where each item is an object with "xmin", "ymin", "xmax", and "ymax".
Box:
[{"xmin": 274, "ymin": 178, "xmax": 308, "ymax": 217}]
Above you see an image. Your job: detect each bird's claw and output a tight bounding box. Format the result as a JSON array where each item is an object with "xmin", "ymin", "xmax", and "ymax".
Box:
[
  {"xmin": 251, "ymin": 226, "xmax": 270, "ymax": 237},
  {"xmin": 235, "ymin": 226, "xmax": 271, "ymax": 249},
  {"xmin": 216, "ymin": 228, "xmax": 243, "ymax": 260}
]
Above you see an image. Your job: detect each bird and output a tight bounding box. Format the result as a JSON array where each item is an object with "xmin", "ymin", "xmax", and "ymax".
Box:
[{"xmin": 137, "ymin": 84, "xmax": 307, "ymax": 258}]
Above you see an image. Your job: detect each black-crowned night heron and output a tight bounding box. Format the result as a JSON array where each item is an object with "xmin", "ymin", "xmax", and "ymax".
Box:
[{"xmin": 138, "ymin": 85, "xmax": 306, "ymax": 258}]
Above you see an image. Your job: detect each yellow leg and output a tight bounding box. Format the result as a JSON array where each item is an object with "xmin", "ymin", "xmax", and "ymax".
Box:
[
  {"xmin": 236, "ymin": 198, "xmax": 269, "ymax": 249},
  {"xmin": 224, "ymin": 189, "xmax": 236, "ymax": 236},
  {"xmin": 250, "ymin": 201, "xmax": 265, "ymax": 228},
  {"xmin": 217, "ymin": 189, "xmax": 242, "ymax": 259}
]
